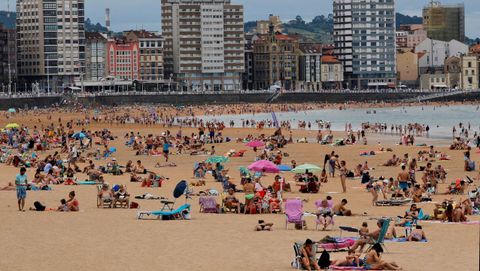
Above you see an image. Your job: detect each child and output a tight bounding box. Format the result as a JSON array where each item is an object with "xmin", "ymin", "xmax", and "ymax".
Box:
[
  {"xmin": 359, "ymin": 222, "xmax": 369, "ymax": 240},
  {"xmin": 57, "ymin": 199, "xmax": 69, "ymax": 212}
]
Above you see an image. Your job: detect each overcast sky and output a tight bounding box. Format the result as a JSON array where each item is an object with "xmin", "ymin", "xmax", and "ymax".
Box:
[{"xmin": 1, "ymin": 0, "xmax": 478, "ymax": 37}]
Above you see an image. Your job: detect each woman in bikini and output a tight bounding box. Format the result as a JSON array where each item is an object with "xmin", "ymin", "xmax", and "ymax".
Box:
[{"xmin": 364, "ymin": 243, "xmax": 401, "ymax": 270}]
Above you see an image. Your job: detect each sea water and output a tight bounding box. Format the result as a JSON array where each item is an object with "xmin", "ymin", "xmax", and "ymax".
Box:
[{"xmin": 192, "ymin": 105, "xmax": 480, "ymax": 140}]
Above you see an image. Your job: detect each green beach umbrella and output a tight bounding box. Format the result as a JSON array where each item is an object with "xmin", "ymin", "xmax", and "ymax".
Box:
[
  {"xmin": 291, "ymin": 164, "xmax": 322, "ymax": 174},
  {"xmin": 205, "ymin": 155, "xmax": 229, "ymax": 164}
]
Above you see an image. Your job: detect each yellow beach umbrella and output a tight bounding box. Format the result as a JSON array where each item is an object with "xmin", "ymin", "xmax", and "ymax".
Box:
[{"xmin": 5, "ymin": 123, "xmax": 20, "ymax": 129}]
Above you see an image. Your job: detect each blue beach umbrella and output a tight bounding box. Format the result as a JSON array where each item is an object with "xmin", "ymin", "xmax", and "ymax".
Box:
[{"xmin": 72, "ymin": 132, "xmax": 86, "ymax": 139}]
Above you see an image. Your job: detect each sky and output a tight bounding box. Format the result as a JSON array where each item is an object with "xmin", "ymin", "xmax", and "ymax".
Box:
[{"xmin": 1, "ymin": 0, "xmax": 479, "ymax": 37}]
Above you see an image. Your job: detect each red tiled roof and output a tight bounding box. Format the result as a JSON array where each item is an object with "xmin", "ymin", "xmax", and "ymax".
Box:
[
  {"xmin": 470, "ymin": 44, "xmax": 480, "ymax": 54},
  {"xmin": 275, "ymin": 34, "xmax": 296, "ymax": 41},
  {"xmin": 321, "ymin": 55, "xmax": 340, "ymax": 64}
]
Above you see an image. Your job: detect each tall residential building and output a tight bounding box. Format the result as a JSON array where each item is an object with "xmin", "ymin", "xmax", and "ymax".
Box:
[
  {"xmin": 460, "ymin": 55, "xmax": 479, "ymax": 90},
  {"xmin": 298, "ymin": 43, "xmax": 323, "ymax": 91},
  {"xmin": 0, "ymin": 24, "xmax": 8, "ymax": 84},
  {"xmin": 423, "ymin": 2, "xmax": 465, "ymax": 43},
  {"xmin": 125, "ymin": 30, "xmax": 164, "ymax": 82},
  {"xmin": 16, "ymin": 0, "xmax": 85, "ymax": 89},
  {"xmin": 85, "ymin": 32, "xmax": 108, "ymax": 81},
  {"xmin": 333, "ymin": 0, "xmax": 397, "ymax": 89},
  {"xmin": 107, "ymin": 38, "xmax": 140, "ymax": 81},
  {"xmin": 161, "ymin": 0, "xmax": 244, "ymax": 91}
]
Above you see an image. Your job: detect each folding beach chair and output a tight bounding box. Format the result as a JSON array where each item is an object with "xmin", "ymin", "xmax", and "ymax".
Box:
[
  {"xmin": 291, "ymin": 242, "xmax": 304, "ymax": 270},
  {"xmin": 366, "ymin": 218, "xmax": 391, "ymax": 253},
  {"xmin": 160, "ymin": 180, "xmax": 192, "ymax": 211},
  {"xmin": 199, "ymin": 196, "xmax": 219, "ymax": 213},
  {"xmin": 285, "ymin": 199, "xmax": 306, "ymax": 230},
  {"xmin": 137, "ymin": 204, "xmax": 191, "ymax": 220}
]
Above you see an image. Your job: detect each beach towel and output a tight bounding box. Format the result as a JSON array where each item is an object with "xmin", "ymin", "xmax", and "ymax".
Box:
[
  {"xmin": 386, "ymin": 238, "xmax": 427, "ymax": 243},
  {"xmin": 77, "ymin": 181, "xmax": 98, "ymax": 185},
  {"xmin": 421, "ymin": 220, "xmax": 480, "ymax": 225},
  {"xmin": 318, "ymin": 238, "xmax": 355, "ymax": 250},
  {"xmin": 330, "ymin": 266, "xmax": 366, "ymax": 270}
]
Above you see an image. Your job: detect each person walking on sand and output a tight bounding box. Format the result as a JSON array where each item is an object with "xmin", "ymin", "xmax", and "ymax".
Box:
[
  {"xmin": 339, "ymin": 160, "xmax": 348, "ymax": 193},
  {"xmin": 15, "ymin": 167, "xmax": 28, "ymax": 211}
]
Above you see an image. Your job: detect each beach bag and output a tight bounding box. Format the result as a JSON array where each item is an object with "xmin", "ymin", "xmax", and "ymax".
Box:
[
  {"xmin": 129, "ymin": 202, "xmax": 139, "ymax": 209},
  {"xmin": 317, "ymin": 250, "xmax": 331, "ymax": 269}
]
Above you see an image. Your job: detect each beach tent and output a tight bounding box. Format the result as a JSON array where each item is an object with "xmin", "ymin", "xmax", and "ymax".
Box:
[{"xmin": 291, "ymin": 164, "xmax": 322, "ymax": 174}]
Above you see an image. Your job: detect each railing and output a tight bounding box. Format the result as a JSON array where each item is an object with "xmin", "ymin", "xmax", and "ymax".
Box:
[{"xmin": 0, "ymin": 88, "xmax": 478, "ymax": 99}]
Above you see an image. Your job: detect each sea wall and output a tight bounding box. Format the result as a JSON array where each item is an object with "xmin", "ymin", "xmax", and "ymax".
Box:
[{"xmin": 1, "ymin": 91, "xmax": 479, "ymax": 110}]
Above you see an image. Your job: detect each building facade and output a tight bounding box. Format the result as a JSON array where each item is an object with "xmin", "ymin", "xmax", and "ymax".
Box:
[
  {"xmin": 253, "ymin": 32, "xmax": 299, "ymax": 90},
  {"xmin": 397, "ymin": 24, "xmax": 427, "ymax": 50},
  {"xmin": 0, "ymin": 24, "xmax": 8, "ymax": 85},
  {"xmin": 396, "ymin": 50, "xmax": 419, "ymax": 86},
  {"xmin": 321, "ymin": 55, "xmax": 344, "ymax": 90},
  {"xmin": 255, "ymin": 14, "xmax": 282, "ymax": 35},
  {"xmin": 161, "ymin": 0, "xmax": 244, "ymax": 91},
  {"xmin": 298, "ymin": 43, "xmax": 322, "ymax": 91},
  {"xmin": 16, "ymin": 0, "xmax": 85, "ymax": 89},
  {"xmin": 423, "ymin": 2, "xmax": 465, "ymax": 43},
  {"xmin": 415, "ymin": 38, "xmax": 468, "ymax": 73},
  {"xmin": 460, "ymin": 55, "xmax": 479, "ymax": 90},
  {"xmin": 107, "ymin": 39, "xmax": 140, "ymax": 80},
  {"xmin": 125, "ymin": 30, "xmax": 164, "ymax": 82},
  {"xmin": 85, "ymin": 32, "xmax": 107, "ymax": 81},
  {"xmin": 333, "ymin": 0, "xmax": 397, "ymax": 89}
]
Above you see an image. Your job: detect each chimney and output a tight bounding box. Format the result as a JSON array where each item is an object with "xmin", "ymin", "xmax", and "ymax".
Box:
[{"xmin": 106, "ymin": 8, "xmax": 111, "ymax": 33}]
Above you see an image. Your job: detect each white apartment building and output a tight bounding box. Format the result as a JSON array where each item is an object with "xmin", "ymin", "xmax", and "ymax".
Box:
[
  {"xmin": 161, "ymin": 0, "xmax": 244, "ymax": 91},
  {"xmin": 16, "ymin": 0, "xmax": 85, "ymax": 89},
  {"xmin": 333, "ymin": 0, "xmax": 397, "ymax": 89},
  {"xmin": 415, "ymin": 38, "xmax": 468, "ymax": 72}
]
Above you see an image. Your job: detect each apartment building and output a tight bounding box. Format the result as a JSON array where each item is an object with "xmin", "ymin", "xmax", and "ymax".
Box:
[
  {"xmin": 85, "ymin": 32, "xmax": 107, "ymax": 81},
  {"xmin": 16, "ymin": 0, "xmax": 85, "ymax": 89},
  {"xmin": 333, "ymin": 0, "xmax": 397, "ymax": 89},
  {"xmin": 423, "ymin": 1, "xmax": 465, "ymax": 42},
  {"xmin": 161, "ymin": 0, "xmax": 244, "ymax": 91},
  {"xmin": 125, "ymin": 30, "xmax": 164, "ymax": 82},
  {"xmin": 107, "ymin": 39, "xmax": 140, "ymax": 81}
]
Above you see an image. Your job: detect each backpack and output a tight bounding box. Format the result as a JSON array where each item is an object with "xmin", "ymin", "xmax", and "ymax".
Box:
[{"xmin": 317, "ymin": 249, "xmax": 331, "ymax": 269}]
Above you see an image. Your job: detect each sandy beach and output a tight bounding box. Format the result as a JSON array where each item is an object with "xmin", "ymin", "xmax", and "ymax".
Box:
[{"xmin": 0, "ymin": 106, "xmax": 479, "ymax": 271}]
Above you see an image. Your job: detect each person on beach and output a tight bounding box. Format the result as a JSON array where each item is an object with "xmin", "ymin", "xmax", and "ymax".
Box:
[
  {"xmin": 300, "ymin": 239, "xmax": 320, "ymax": 271},
  {"xmin": 333, "ymin": 199, "xmax": 352, "ymax": 216},
  {"xmin": 15, "ymin": 167, "xmax": 28, "ymax": 211},
  {"xmin": 339, "ymin": 160, "xmax": 348, "ymax": 193},
  {"xmin": 364, "ymin": 243, "xmax": 401, "ymax": 270},
  {"xmin": 407, "ymin": 225, "xmax": 426, "ymax": 241},
  {"xmin": 66, "ymin": 191, "xmax": 79, "ymax": 212}
]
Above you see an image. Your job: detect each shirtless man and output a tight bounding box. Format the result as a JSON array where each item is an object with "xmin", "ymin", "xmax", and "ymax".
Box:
[
  {"xmin": 332, "ymin": 199, "xmax": 352, "ymax": 216},
  {"xmin": 350, "ymin": 220, "xmax": 383, "ymax": 252},
  {"xmin": 300, "ymin": 239, "xmax": 320, "ymax": 271},
  {"xmin": 397, "ymin": 165, "xmax": 410, "ymax": 192}
]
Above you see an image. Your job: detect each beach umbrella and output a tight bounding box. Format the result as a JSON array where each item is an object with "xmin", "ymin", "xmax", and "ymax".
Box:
[
  {"xmin": 7, "ymin": 108, "xmax": 16, "ymax": 113},
  {"xmin": 239, "ymin": 166, "xmax": 251, "ymax": 176},
  {"xmin": 109, "ymin": 147, "xmax": 117, "ymax": 153},
  {"xmin": 205, "ymin": 155, "xmax": 229, "ymax": 164},
  {"xmin": 247, "ymin": 160, "xmax": 280, "ymax": 173},
  {"xmin": 277, "ymin": 164, "xmax": 292, "ymax": 171},
  {"xmin": 245, "ymin": 140, "xmax": 265, "ymax": 148},
  {"xmin": 71, "ymin": 132, "xmax": 86, "ymax": 139},
  {"xmin": 291, "ymin": 164, "xmax": 322, "ymax": 174},
  {"xmin": 5, "ymin": 123, "xmax": 19, "ymax": 129}
]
